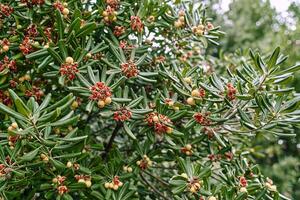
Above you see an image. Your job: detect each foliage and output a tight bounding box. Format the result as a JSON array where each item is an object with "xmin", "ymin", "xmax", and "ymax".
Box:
[{"xmin": 0, "ymin": 0, "xmax": 299, "ymax": 200}]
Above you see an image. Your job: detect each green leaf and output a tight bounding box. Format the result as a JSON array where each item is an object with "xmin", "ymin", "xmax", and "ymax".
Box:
[
  {"xmin": 47, "ymin": 47, "xmax": 63, "ymax": 63},
  {"xmin": 87, "ymin": 66, "xmax": 97, "ymax": 84},
  {"xmin": 45, "ymin": 93, "xmax": 73, "ymax": 112},
  {"xmin": 0, "ymin": 103, "xmax": 27, "ymax": 121},
  {"xmin": 39, "ymin": 108, "xmax": 61, "ymax": 123},
  {"xmin": 128, "ymin": 96, "xmax": 144, "ymax": 108},
  {"xmin": 237, "ymin": 108, "xmax": 251, "ymax": 123},
  {"xmin": 280, "ymin": 63, "xmax": 300, "ymax": 74},
  {"xmin": 58, "ymin": 40, "xmax": 68, "ymax": 59},
  {"xmin": 213, "ymin": 130, "xmax": 226, "ymax": 147},
  {"xmin": 76, "ymin": 22, "xmax": 96, "ymax": 38},
  {"xmin": 267, "ymin": 47, "xmax": 280, "ymax": 69},
  {"xmin": 123, "ymin": 123, "xmax": 137, "ymax": 140},
  {"xmin": 110, "ymin": 76, "xmax": 126, "ymax": 90},
  {"xmin": 20, "ymin": 147, "xmax": 41, "ymax": 162},
  {"xmin": 50, "ymin": 157, "xmax": 66, "ymax": 169},
  {"xmin": 8, "ymin": 89, "xmax": 31, "ymax": 117},
  {"xmin": 171, "ymin": 184, "xmax": 186, "ymax": 194},
  {"xmin": 50, "ymin": 115, "xmax": 80, "ymax": 127},
  {"xmin": 56, "ymin": 10, "xmax": 65, "ymax": 39},
  {"xmin": 38, "ymin": 93, "xmax": 52, "ymax": 112},
  {"xmin": 60, "ymin": 135, "xmax": 87, "ymax": 142}
]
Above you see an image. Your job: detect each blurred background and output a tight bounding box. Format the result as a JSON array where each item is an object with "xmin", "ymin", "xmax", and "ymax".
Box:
[{"xmin": 204, "ymin": 0, "xmax": 300, "ymax": 198}]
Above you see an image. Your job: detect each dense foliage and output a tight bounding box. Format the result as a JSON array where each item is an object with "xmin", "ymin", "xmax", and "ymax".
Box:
[{"xmin": 0, "ymin": 0, "xmax": 299, "ymax": 200}]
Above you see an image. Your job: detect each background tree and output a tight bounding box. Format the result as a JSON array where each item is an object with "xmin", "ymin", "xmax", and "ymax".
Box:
[{"xmin": 205, "ymin": 0, "xmax": 300, "ymax": 198}]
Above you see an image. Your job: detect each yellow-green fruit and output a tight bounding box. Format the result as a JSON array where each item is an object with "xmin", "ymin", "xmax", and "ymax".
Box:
[
  {"xmin": 62, "ymin": 8, "xmax": 70, "ymax": 16},
  {"xmin": 186, "ymin": 144, "xmax": 192, "ymax": 150},
  {"xmin": 97, "ymin": 100, "xmax": 105, "ymax": 108},
  {"xmin": 104, "ymin": 97, "xmax": 112, "ymax": 105},
  {"xmin": 85, "ymin": 180, "xmax": 92, "ymax": 188},
  {"xmin": 66, "ymin": 161, "xmax": 72, "ymax": 168},
  {"xmin": 191, "ymin": 89, "xmax": 200, "ymax": 97},
  {"xmin": 2, "ymin": 45, "xmax": 9, "ymax": 52},
  {"xmin": 187, "ymin": 97, "xmax": 195, "ymax": 105},
  {"xmin": 65, "ymin": 56, "xmax": 74, "ymax": 64}
]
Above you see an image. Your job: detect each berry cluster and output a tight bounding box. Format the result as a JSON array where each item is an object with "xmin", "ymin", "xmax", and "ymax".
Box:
[
  {"xmin": 0, "ymin": 164, "xmax": 10, "ymax": 177},
  {"xmin": 187, "ymin": 88, "xmax": 206, "ymax": 105},
  {"xmin": 59, "ymin": 57, "xmax": 79, "ymax": 81},
  {"xmin": 25, "ymin": 86, "xmax": 44, "ymax": 101},
  {"xmin": 0, "ymin": 4, "xmax": 13, "ymax": 17},
  {"xmin": 120, "ymin": 61, "xmax": 139, "ymax": 78},
  {"xmin": 26, "ymin": 24, "xmax": 39, "ymax": 38},
  {"xmin": 174, "ymin": 10, "xmax": 185, "ymax": 28},
  {"xmin": 0, "ymin": 90, "xmax": 12, "ymax": 106},
  {"xmin": 52, "ymin": 175, "xmax": 69, "ymax": 196},
  {"xmin": 192, "ymin": 25, "xmax": 205, "ymax": 36},
  {"xmin": 106, "ymin": 0, "xmax": 119, "ymax": 9},
  {"xmin": 191, "ymin": 88, "xmax": 206, "ymax": 98},
  {"xmin": 130, "ymin": 16, "xmax": 144, "ymax": 33},
  {"xmin": 104, "ymin": 176, "xmax": 123, "ymax": 190},
  {"xmin": 74, "ymin": 175, "xmax": 92, "ymax": 188},
  {"xmin": 165, "ymin": 98, "xmax": 179, "ymax": 110},
  {"xmin": 113, "ymin": 26, "xmax": 125, "ymax": 37},
  {"xmin": 113, "ymin": 108, "xmax": 132, "ymax": 121},
  {"xmin": 7, "ymin": 122, "xmax": 20, "ymax": 149},
  {"xmin": 193, "ymin": 112, "xmax": 211, "ymax": 126},
  {"xmin": 0, "ymin": 39, "xmax": 10, "ymax": 53},
  {"xmin": 53, "ymin": 1, "xmax": 69, "ymax": 17},
  {"xmin": 181, "ymin": 144, "xmax": 193, "ymax": 156},
  {"xmin": 136, "ymin": 155, "xmax": 153, "ymax": 170},
  {"xmin": 123, "ymin": 165, "xmax": 133, "ymax": 173},
  {"xmin": 145, "ymin": 112, "xmax": 173, "ymax": 134},
  {"xmin": 265, "ymin": 178, "xmax": 277, "ymax": 192},
  {"xmin": 208, "ymin": 151, "xmax": 233, "ymax": 162},
  {"xmin": 89, "ymin": 82, "xmax": 112, "ymax": 108},
  {"xmin": 102, "ymin": 6, "xmax": 117, "ymax": 24},
  {"xmin": 239, "ymin": 176, "xmax": 247, "ymax": 187},
  {"xmin": 8, "ymin": 135, "xmax": 19, "ymax": 149},
  {"xmin": 19, "ymin": 37, "xmax": 33, "ymax": 55},
  {"xmin": 0, "ymin": 56, "xmax": 16, "ymax": 72},
  {"xmin": 66, "ymin": 161, "xmax": 80, "ymax": 170},
  {"xmin": 40, "ymin": 153, "xmax": 49, "ymax": 163},
  {"xmin": 226, "ymin": 83, "xmax": 237, "ymax": 101},
  {"xmin": 186, "ymin": 176, "xmax": 202, "ymax": 193}
]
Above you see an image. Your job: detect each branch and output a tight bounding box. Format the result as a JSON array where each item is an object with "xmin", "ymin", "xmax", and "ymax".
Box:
[
  {"xmin": 139, "ymin": 172, "xmax": 169, "ymax": 200},
  {"xmin": 143, "ymin": 170, "xmax": 169, "ymax": 186},
  {"xmin": 102, "ymin": 122, "xmax": 122, "ymax": 159}
]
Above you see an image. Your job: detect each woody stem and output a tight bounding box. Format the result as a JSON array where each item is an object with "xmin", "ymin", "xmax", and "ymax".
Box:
[{"xmin": 102, "ymin": 122, "xmax": 123, "ymax": 160}]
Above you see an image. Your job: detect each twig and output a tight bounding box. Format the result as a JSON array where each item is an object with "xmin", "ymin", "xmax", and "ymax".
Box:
[
  {"xmin": 102, "ymin": 122, "xmax": 122, "ymax": 159},
  {"xmin": 139, "ymin": 172, "xmax": 169, "ymax": 200},
  {"xmin": 143, "ymin": 170, "xmax": 169, "ymax": 186}
]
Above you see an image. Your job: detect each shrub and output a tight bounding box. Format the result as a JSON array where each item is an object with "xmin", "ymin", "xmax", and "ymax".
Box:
[{"xmin": 0, "ymin": 0, "xmax": 299, "ymax": 199}]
